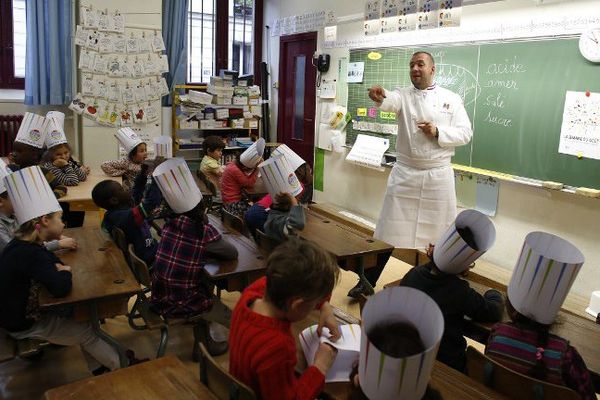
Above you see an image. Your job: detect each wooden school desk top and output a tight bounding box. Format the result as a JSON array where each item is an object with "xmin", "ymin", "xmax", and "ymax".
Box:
[
  {"xmin": 38, "ymin": 227, "xmax": 140, "ymax": 309},
  {"xmin": 293, "ymin": 308, "xmax": 508, "ymax": 400},
  {"xmin": 300, "ymin": 210, "xmax": 394, "ymax": 260},
  {"xmin": 467, "ymin": 279, "xmax": 600, "ymax": 382},
  {"xmin": 43, "ymin": 355, "xmax": 217, "ymax": 400},
  {"xmin": 58, "ymin": 170, "xmax": 119, "ymax": 212},
  {"xmin": 202, "ymin": 215, "xmax": 267, "ymax": 279}
]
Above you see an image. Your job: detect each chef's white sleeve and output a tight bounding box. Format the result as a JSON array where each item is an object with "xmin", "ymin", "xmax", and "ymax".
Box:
[
  {"xmin": 377, "ymin": 89, "xmax": 402, "ymax": 113},
  {"xmin": 437, "ymin": 97, "xmax": 473, "ymax": 148}
]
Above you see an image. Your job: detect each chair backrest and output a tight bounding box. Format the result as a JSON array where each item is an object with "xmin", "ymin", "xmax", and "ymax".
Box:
[
  {"xmin": 111, "ymin": 227, "xmax": 129, "ymax": 255},
  {"xmin": 465, "ymin": 346, "xmax": 580, "ymax": 400},
  {"xmin": 222, "ymin": 208, "xmax": 249, "ymax": 236},
  {"xmin": 198, "ymin": 342, "xmax": 257, "ymax": 400},
  {"xmin": 254, "ymin": 229, "xmax": 274, "ymax": 253},
  {"xmin": 197, "ymin": 168, "xmax": 217, "ymax": 196},
  {"xmin": 128, "ymin": 244, "xmax": 152, "ymax": 287}
]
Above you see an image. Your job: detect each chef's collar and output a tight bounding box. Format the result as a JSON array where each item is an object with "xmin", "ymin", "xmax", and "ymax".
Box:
[{"xmin": 413, "ymin": 83, "xmax": 437, "ymax": 91}]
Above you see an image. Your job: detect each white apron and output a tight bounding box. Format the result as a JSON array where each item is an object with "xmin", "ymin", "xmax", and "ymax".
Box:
[{"xmin": 373, "ymin": 84, "xmax": 473, "ymax": 249}]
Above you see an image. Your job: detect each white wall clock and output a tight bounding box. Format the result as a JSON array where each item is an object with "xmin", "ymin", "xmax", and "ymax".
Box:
[{"xmin": 579, "ymin": 28, "xmax": 600, "ymax": 63}]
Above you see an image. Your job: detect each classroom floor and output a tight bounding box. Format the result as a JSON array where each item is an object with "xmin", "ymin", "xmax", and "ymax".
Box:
[{"xmin": 0, "ymin": 212, "xmax": 487, "ymax": 400}]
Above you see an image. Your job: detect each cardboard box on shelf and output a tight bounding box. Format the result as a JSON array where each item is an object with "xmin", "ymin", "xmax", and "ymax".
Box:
[
  {"xmin": 244, "ymin": 118, "xmax": 258, "ymax": 129},
  {"xmin": 233, "ymin": 96, "xmax": 248, "ymax": 106}
]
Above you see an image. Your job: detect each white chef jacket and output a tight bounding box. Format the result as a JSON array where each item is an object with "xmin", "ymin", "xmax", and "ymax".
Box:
[{"xmin": 373, "ymin": 84, "xmax": 473, "ymax": 249}]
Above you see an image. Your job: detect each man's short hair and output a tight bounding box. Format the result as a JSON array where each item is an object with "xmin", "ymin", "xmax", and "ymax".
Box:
[
  {"xmin": 411, "ymin": 51, "xmax": 435, "ymax": 65},
  {"xmin": 266, "ymin": 239, "xmax": 339, "ymax": 310}
]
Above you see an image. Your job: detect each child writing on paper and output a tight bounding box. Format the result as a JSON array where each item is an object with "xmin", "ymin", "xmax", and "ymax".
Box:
[
  {"xmin": 400, "ymin": 210, "xmax": 504, "ymax": 372},
  {"xmin": 150, "ymin": 159, "xmax": 237, "ymax": 357},
  {"xmin": 485, "ymin": 232, "xmax": 595, "ymax": 399},
  {"xmin": 263, "ymin": 192, "xmax": 306, "ymax": 245},
  {"xmin": 101, "ymin": 128, "xmax": 147, "ymax": 193},
  {"xmin": 0, "ymin": 167, "xmax": 124, "ymax": 376},
  {"xmin": 229, "ymin": 239, "xmax": 340, "ymax": 400},
  {"xmin": 199, "ymin": 135, "xmax": 226, "ymax": 196},
  {"xmin": 221, "ymin": 138, "xmax": 264, "ymax": 218}
]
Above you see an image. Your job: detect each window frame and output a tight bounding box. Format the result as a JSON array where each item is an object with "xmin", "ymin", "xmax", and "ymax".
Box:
[
  {"xmin": 0, "ymin": 0, "xmax": 25, "ymax": 90},
  {"xmin": 187, "ymin": 0, "xmax": 262, "ymax": 86}
]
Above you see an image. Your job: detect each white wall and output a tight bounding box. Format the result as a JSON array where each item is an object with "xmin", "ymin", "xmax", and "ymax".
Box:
[{"xmin": 263, "ymin": 0, "xmax": 600, "ymax": 299}]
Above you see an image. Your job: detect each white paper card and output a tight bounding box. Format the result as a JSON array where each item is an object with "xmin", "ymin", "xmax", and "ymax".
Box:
[
  {"xmin": 559, "ymin": 90, "xmax": 600, "ymax": 160},
  {"xmin": 347, "ymin": 62, "xmax": 364, "ymax": 83},
  {"xmin": 346, "ymin": 134, "xmax": 390, "ymax": 171}
]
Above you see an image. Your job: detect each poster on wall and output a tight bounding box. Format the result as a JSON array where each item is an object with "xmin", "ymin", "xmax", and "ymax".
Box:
[
  {"xmin": 439, "ymin": 0, "xmax": 462, "ymax": 27},
  {"xmin": 559, "ymin": 90, "xmax": 600, "ymax": 160},
  {"xmin": 417, "ymin": 0, "xmax": 439, "ymax": 30},
  {"xmin": 347, "ymin": 62, "xmax": 365, "ymax": 83}
]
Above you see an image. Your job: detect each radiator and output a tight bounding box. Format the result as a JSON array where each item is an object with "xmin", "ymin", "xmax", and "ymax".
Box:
[{"xmin": 0, "ymin": 115, "xmax": 23, "ymax": 157}]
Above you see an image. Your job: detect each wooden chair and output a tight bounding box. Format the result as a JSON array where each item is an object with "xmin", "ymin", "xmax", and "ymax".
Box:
[
  {"xmin": 111, "ymin": 227, "xmax": 132, "ymax": 271},
  {"xmin": 198, "ymin": 342, "xmax": 257, "ymax": 400},
  {"xmin": 465, "ymin": 346, "xmax": 580, "ymax": 400},
  {"xmin": 222, "ymin": 207, "xmax": 249, "ymax": 237},
  {"xmin": 255, "ymin": 229, "xmax": 275, "ymax": 253},
  {"xmin": 197, "ymin": 169, "xmax": 222, "ymax": 215},
  {"xmin": 127, "ymin": 244, "xmax": 205, "ymax": 359}
]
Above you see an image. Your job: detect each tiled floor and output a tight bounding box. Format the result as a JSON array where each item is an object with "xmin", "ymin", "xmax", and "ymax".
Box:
[{"xmin": 0, "ymin": 212, "xmax": 489, "ymax": 399}]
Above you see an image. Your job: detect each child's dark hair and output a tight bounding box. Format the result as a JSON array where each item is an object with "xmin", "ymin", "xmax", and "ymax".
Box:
[
  {"xmin": 128, "ymin": 143, "xmax": 144, "ymax": 161},
  {"xmin": 265, "ymin": 239, "xmax": 339, "ymax": 310},
  {"xmin": 41, "ymin": 143, "xmax": 73, "ymax": 164},
  {"xmin": 92, "ymin": 180, "xmax": 122, "ymax": 210},
  {"xmin": 0, "ymin": 192, "xmax": 7, "ymax": 200},
  {"xmin": 506, "ymin": 299, "xmax": 550, "ymax": 380},
  {"xmin": 203, "ymin": 135, "xmax": 225, "ymax": 154},
  {"xmin": 270, "ymin": 192, "xmax": 293, "ymax": 212},
  {"xmin": 182, "ymin": 200, "xmax": 208, "ymax": 237},
  {"xmin": 294, "ymin": 163, "xmax": 312, "ymax": 186},
  {"xmin": 234, "ymin": 153, "xmax": 246, "ymax": 170},
  {"xmin": 368, "ymin": 321, "xmax": 424, "ymax": 358}
]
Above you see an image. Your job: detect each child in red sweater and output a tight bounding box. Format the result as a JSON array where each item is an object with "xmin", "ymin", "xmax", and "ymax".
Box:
[
  {"xmin": 221, "ymin": 138, "xmax": 264, "ymax": 217},
  {"xmin": 229, "ymin": 239, "xmax": 340, "ymax": 400}
]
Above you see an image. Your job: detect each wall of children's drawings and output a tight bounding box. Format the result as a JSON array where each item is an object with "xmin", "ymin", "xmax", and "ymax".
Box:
[{"xmin": 74, "ymin": 0, "xmax": 164, "ymax": 168}]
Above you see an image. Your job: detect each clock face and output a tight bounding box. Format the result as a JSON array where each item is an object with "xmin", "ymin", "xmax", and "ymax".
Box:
[{"xmin": 579, "ymin": 29, "xmax": 600, "ymax": 63}]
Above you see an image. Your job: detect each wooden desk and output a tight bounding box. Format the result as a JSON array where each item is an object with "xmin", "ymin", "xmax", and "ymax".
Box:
[
  {"xmin": 293, "ymin": 307, "xmax": 507, "ymax": 400},
  {"xmin": 203, "ymin": 215, "xmax": 267, "ymax": 292},
  {"xmin": 43, "ymin": 355, "xmax": 217, "ymax": 400},
  {"xmin": 59, "ymin": 171, "xmax": 119, "ymax": 212},
  {"xmin": 39, "ymin": 227, "xmax": 140, "ymax": 367},
  {"xmin": 466, "ymin": 278, "xmax": 600, "ymax": 389}
]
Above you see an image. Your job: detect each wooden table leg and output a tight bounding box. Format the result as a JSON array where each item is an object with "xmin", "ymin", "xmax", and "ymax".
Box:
[{"xmin": 89, "ymin": 301, "xmax": 129, "ymax": 368}]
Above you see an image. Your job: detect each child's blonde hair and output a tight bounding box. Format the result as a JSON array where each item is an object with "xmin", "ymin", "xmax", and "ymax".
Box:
[
  {"xmin": 42, "ymin": 143, "xmax": 72, "ymax": 164},
  {"xmin": 266, "ymin": 239, "xmax": 339, "ymax": 310},
  {"xmin": 14, "ymin": 212, "xmax": 59, "ymax": 243}
]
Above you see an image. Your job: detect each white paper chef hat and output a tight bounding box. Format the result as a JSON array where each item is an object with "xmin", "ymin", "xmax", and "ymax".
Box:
[
  {"xmin": 153, "ymin": 135, "xmax": 173, "ymax": 158},
  {"xmin": 44, "ymin": 111, "xmax": 68, "ymax": 148},
  {"xmin": 4, "ymin": 166, "xmax": 62, "ymax": 225},
  {"xmin": 433, "ymin": 209, "xmax": 496, "ymax": 274},
  {"xmin": 240, "ymin": 138, "xmax": 265, "ymax": 168},
  {"xmin": 152, "ymin": 158, "xmax": 202, "ymax": 213},
  {"xmin": 271, "ymin": 144, "xmax": 306, "ymax": 171},
  {"xmin": 0, "ymin": 160, "xmax": 10, "ymax": 194},
  {"xmin": 258, "ymin": 154, "xmax": 302, "ymax": 198},
  {"xmin": 359, "ymin": 286, "xmax": 444, "ymax": 400},
  {"xmin": 507, "ymin": 232, "xmax": 585, "ymax": 325},
  {"xmin": 15, "ymin": 113, "xmax": 50, "ymax": 149},
  {"xmin": 115, "ymin": 127, "xmax": 143, "ymax": 154}
]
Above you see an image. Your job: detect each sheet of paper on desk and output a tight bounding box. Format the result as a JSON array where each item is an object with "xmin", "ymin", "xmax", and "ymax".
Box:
[
  {"xmin": 299, "ymin": 324, "xmax": 361, "ymax": 382},
  {"xmin": 346, "ymin": 134, "xmax": 390, "ymax": 171}
]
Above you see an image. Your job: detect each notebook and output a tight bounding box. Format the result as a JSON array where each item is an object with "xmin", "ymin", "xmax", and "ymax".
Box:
[{"xmin": 298, "ymin": 324, "xmax": 361, "ymax": 382}]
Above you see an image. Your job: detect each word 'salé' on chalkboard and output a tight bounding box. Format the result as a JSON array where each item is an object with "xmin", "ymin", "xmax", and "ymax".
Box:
[{"xmin": 347, "ymin": 39, "xmax": 600, "ymax": 189}]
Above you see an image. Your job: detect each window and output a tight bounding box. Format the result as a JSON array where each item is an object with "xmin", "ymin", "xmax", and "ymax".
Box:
[
  {"xmin": 188, "ymin": 0, "xmax": 216, "ymax": 84},
  {"xmin": 0, "ymin": 0, "xmax": 26, "ymax": 89},
  {"xmin": 228, "ymin": 0, "xmax": 253, "ymax": 76},
  {"xmin": 187, "ymin": 0, "xmax": 260, "ymax": 83}
]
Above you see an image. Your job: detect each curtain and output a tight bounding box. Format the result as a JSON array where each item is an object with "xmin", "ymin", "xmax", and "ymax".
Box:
[
  {"xmin": 24, "ymin": 0, "xmax": 72, "ymax": 105},
  {"xmin": 162, "ymin": 0, "xmax": 189, "ymax": 106}
]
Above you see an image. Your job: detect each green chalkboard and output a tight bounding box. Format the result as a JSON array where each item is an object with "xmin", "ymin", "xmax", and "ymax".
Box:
[{"xmin": 347, "ymin": 38, "xmax": 600, "ymax": 188}]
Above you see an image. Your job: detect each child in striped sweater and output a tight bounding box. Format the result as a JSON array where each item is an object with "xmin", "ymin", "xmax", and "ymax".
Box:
[{"xmin": 41, "ymin": 143, "xmax": 90, "ymax": 186}]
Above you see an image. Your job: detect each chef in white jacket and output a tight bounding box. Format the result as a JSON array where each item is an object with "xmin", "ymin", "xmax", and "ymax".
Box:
[{"xmin": 369, "ymin": 51, "xmax": 472, "ymax": 249}]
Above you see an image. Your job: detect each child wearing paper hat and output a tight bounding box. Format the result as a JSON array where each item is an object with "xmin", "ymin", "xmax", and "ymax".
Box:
[
  {"xmin": 150, "ymin": 158, "xmax": 238, "ymax": 356},
  {"xmin": 199, "ymin": 135, "xmax": 226, "ymax": 200},
  {"xmin": 0, "ymin": 166, "xmax": 123, "ymax": 375},
  {"xmin": 485, "ymin": 232, "xmax": 595, "ymax": 399},
  {"xmin": 400, "ymin": 209, "xmax": 504, "ymax": 372},
  {"xmin": 351, "ymin": 286, "xmax": 445, "ymax": 400},
  {"xmin": 229, "ymin": 239, "xmax": 340, "ymax": 399},
  {"xmin": 0, "ymin": 162, "xmax": 76, "ymax": 254},
  {"xmin": 9, "ymin": 112, "xmax": 68, "ymax": 200},
  {"xmin": 221, "ymin": 138, "xmax": 264, "ymax": 218},
  {"xmin": 101, "ymin": 127, "xmax": 148, "ymax": 193},
  {"xmin": 41, "ymin": 111, "xmax": 90, "ymax": 187}
]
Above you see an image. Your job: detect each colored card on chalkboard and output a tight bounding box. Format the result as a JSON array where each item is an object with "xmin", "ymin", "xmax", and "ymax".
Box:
[
  {"xmin": 357, "ymin": 108, "xmax": 367, "ymax": 117},
  {"xmin": 368, "ymin": 107, "xmax": 377, "ymax": 118}
]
